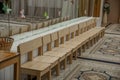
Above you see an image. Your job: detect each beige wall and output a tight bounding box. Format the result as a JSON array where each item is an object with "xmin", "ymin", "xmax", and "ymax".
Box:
[{"xmin": 107, "ymin": 0, "xmax": 120, "ymax": 23}]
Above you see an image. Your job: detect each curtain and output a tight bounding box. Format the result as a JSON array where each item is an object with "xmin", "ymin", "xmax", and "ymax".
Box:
[{"xmin": 9, "ymin": 0, "xmax": 79, "ymax": 19}]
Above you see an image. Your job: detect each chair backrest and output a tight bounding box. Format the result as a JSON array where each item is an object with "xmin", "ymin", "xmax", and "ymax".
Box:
[
  {"xmin": 66, "ymin": 16, "xmax": 69, "ymax": 20},
  {"xmin": 58, "ymin": 29, "xmax": 65, "ymax": 44},
  {"xmin": 69, "ymin": 24, "xmax": 79, "ymax": 38},
  {"xmin": 51, "ymin": 32, "xmax": 59, "ymax": 47},
  {"xmin": 56, "ymin": 18, "xmax": 60, "ymax": 23},
  {"xmin": 83, "ymin": 22, "xmax": 87, "ymax": 32},
  {"xmin": 60, "ymin": 17, "xmax": 64, "ymax": 22},
  {"xmin": 52, "ymin": 19, "xmax": 56, "ymax": 24},
  {"xmin": 42, "ymin": 34, "xmax": 51, "ymax": 51},
  {"xmin": 79, "ymin": 23, "xmax": 83, "ymax": 34},
  {"xmin": 37, "ymin": 22, "xmax": 43, "ymax": 29},
  {"xmin": 43, "ymin": 21, "xmax": 49, "ymax": 27},
  {"xmin": 20, "ymin": 25, "xmax": 29, "ymax": 33},
  {"xmin": 64, "ymin": 28, "xmax": 70, "ymax": 41},
  {"xmin": 86, "ymin": 20, "xmax": 91, "ymax": 31},
  {"xmin": 0, "ymin": 28, "xmax": 9, "ymax": 37},
  {"xmin": 18, "ymin": 37, "xmax": 42, "ymax": 61},
  {"xmin": 48, "ymin": 20, "xmax": 52, "ymax": 26},
  {"xmin": 10, "ymin": 26, "xmax": 20, "ymax": 36},
  {"xmin": 30, "ymin": 24, "xmax": 37, "ymax": 30},
  {"xmin": 58, "ymin": 27, "xmax": 70, "ymax": 44},
  {"xmin": 63, "ymin": 17, "xmax": 67, "ymax": 21},
  {"xmin": 91, "ymin": 18, "xmax": 96, "ymax": 28}
]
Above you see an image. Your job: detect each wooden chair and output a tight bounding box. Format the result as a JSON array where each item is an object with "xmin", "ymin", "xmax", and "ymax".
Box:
[
  {"xmin": 75, "ymin": 22, "xmax": 92, "ymax": 53},
  {"xmin": 43, "ymin": 33, "xmax": 67, "ymax": 70},
  {"xmin": 88, "ymin": 18, "xmax": 96, "ymax": 29},
  {"xmin": 67, "ymin": 24, "xmax": 80, "ymax": 59},
  {"xmin": 50, "ymin": 27, "xmax": 77, "ymax": 62},
  {"xmin": 73, "ymin": 26, "xmax": 105, "ymax": 55},
  {"xmin": 30, "ymin": 35, "xmax": 60, "ymax": 77},
  {"xmin": 51, "ymin": 31, "xmax": 72, "ymax": 64},
  {"xmin": 18, "ymin": 37, "xmax": 52, "ymax": 80},
  {"xmin": 79, "ymin": 22, "xmax": 84, "ymax": 34}
]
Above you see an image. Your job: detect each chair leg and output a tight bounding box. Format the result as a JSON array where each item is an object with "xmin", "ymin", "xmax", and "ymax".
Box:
[
  {"xmin": 92, "ymin": 39, "xmax": 94, "ymax": 46},
  {"xmin": 56, "ymin": 63, "xmax": 60, "ymax": 76},
  {"xmin": 28, "ymin": 75, "xmax": 32, "ymax": 80},
  {"xmin": 86, "ymin": 42, "xmax": 89, "ymax": 49},
  {"xmin": 78, "ymin": 48, "xmax": 81, "ymax": 56},
  {"xmin": 48, "ymin": 71, "xmax": 51, "ymax": 80},
  {"xmin": 63, "ymin": 58, "xmax": 67, "ymax": 69},
  {"xmin": 74, "ymin": 51, "xmax": 77, "ymax": 60},
  {"xmin": 83, "ymin": 45, "xmax": 85, "ymax": 52},
  {"xmin": 94, "ymin": 37, "xmax": 96, "ymax": 44},
  {"xmin": 69, "ymin": 54, "xmax": 73, "ymax": 64},
  {"xmin": 36, "ymin": 75, "xmax": 41, "ymax": 80}
]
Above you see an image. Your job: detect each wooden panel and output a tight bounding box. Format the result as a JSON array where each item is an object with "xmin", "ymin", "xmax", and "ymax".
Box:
[
  {"xmin": 32, "ymin": 37, "xmax": 43, "ymax": 50},
  {"xmin": 60, "ymin": 17, "xmax": 64, "ymax": 22},
  {"xmin": 66, "ymin": 16, "xmax": 71, "ymax": 20},
  {"xmin": 51, "ymin": 32, "xmax": 58, "ymax": 41},
  {"xmin": 64, "ymin": 28, "xmax": 70, "ymax": 36},
  {"xmin": 20, "ymin": 26, "xmax": 29, "ymax": 33},
  {"xmin": 48, "ymin": 20, "xmax": 52, "ymax": 25},
  {"xmin": 86, "ymin": 20, "xmax": 91, "ymax": 26},
  {"xmin": 30, "ymin": 24, "xmax": 37, "ymax": 30},
  {"xmin": 18, "ymin": 37, "xmax": 42, "ymax": 55},
  {"xmin": 69, "ymin": 24, "xmax": 78, "ymax": 33},
  {"xmin": 37, "ymin": 22, "xmax": 43, "ymax": 29},
  {"xmin": 51, "ymin": 19, "xmax": 56, "ymax": 24},
  {"xmin": 42, "ymin": 34, "xmax": 51, "ymax": 45},
  {"xmin": 10, "ymin": 27, "xmax": 20, "ymax": 36},
  {"xmin": 58, "ymin": 29, "xmax": 64, "ymax": 38},
  {"xmin": 18, "ymin": 41, "xmax": 32, "ymax": 55},
  {"xmin": 54, "ymin": 39, "xmax": 59, "ymax": 47},
  {"xmin": 57, "ymin": 18, "xmax": 60, "ymax": 23},
  {"xmin": 58, "ymin": 28, "xmax": 70, "ymax": 39},
  {"xmin": 43, "ymin": 21, "xmax": 49, "ymax": 27}
]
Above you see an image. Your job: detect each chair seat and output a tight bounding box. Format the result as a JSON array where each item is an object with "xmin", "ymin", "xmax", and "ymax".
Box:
[
  {"xmin": 33, "ymin": 55, "xmax": 59, "ymax": 64},
  {"xmin": 60, "ymin": 43, "xmax": 76, "ymax": 49},
  {"xmin": 21, "ymin": 61, "xmax": 50, "ymax": 71},
  {"xmin": 53, "ymin": 47, "xmax": 71, "ymax": 53},
  {"xmin": 44, "ymin": 51, "xmax": 66, "ymax": 58}
]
